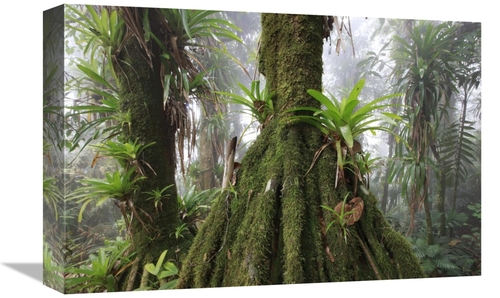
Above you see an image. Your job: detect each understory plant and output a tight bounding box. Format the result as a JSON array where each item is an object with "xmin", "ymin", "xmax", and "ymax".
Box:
[
  {"xmin": 178, "ymin": 185, "xmax": 214, "ymax": 235},
  {"xmin": 407, "ymin": 236, "xmax": 462, "ymax": 277},
  {"xmin": 43, "ymin": 240, "xmax": 64, "ymax": 291},
  {"xmin": 137, "ymin": 250, "xmax": 180, "ymax": 290},
  {"xmin": 43, "ymin": 174, "xmax": 62, "ymax": 221},
  {"xmin": 65, "ymin": 238, "xmax": 135, "ymax": 293},
  {"xmin": 387, "ymin": 204, "xmax": 481, "ymax": 277}
]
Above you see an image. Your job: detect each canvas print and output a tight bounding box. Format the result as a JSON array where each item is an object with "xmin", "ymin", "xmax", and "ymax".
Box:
[{"xmin": 42, "ymin": 4, "xmax": 481, "ymax": 294}]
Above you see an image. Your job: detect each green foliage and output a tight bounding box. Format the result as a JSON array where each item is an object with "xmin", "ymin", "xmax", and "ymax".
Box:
[
  {"xmin": 157, "ymin": 10, "xmax": 242, "ymax": 42},
  {"xmin": 294, "ymin": 78, "xmax": 402, "ymax": 147},
  {"xmin": 445, "ymin": 210, "xmax": 468, "ymax": 230},
  {"xmin": 386, "ymin": 201, "xmax": 481, "ymax": 277},
  {"xmin": 141, "ymin": 250, "xmax": 180, "ymax": 290},
  {"xmin": 461, "ymin": 228, "xmax": 481, "ymax": 275},
  {"xmin": 65, "ymin": 63, "xmax": 123, "ymax": 154},
  {"xmin": 389, "ymin": 20, "xmax": 462, "ymax": 168},
  {"xmin": 144, "ymin": 250, "xmax": 167, "ymax": 276},
  {"xmin": 43, "ymin": 241, "xmax": 64, "ymax": 291},
  {"xmin": 178, "ymin": 185, "xmax": 214, "ymax": 233},
  {"xmin": 468, "ymin": 203, "xmax": 481, "ymax": 219},
  {"xmin": 355, "ymin": 151, "xmax": 382, "ymax": 181},
  {"xmin": 171, "ymin": 223, "xmax": 189, "ymax": 240},
  {"xmin": 387, "ymin": 152, "xmax": 437, "ymax": 201},
  {"xmin": 70, "ymin": 167, "xmax": 145, "ymax": 222},
  {"xmin": 205, "ymin": 111, "xmax": 228, "ymax": 143},
  {"xmin": 321, "ymin": 194, "xmax": 354, "ymax": 243},
  {"xmin": 406, "ymin": 235, "xmax": 481, "ymax": 277},
  {"xmin": 91, "ymin": 139, "xmax": 153, "ymax": 163},
  {"xmin": 436, "ymin": 120, "xmax": 479, "ymax": 185},
  {"xmin": 43, "ymin": 47, "xmax": 64, "ymax": 153},
  {"xmin": 91, "ymin": 139, "xmax": 156, "ymax": 172},
  {"xmin": 147, "ymin": 8, "xmax": 243, "ymax": 102},
  {"xmin": 288, "ymin": 78, "xmax": 403, "ymax": 184},
  {"xmin": 391, "ymin": 21, "xmax": 459, "ymax": 95},
  {"xmin": 66, "ymin": 238, "xmax": 134, "ymax": 293},
  {"xmin": 408, "ymin": 236, "xmax": 459, "ymax": 276},
  {"xmin": 43, "ymin": 174, "xmax": 62, "ymax": 221},
  {"xmin": 218, "ymin": 80, "xmax": 275, "ymax": 130},
  {"xmin": 352, "ymin": 151, "xmax": 383, "ymax": 194},
  {"xmin": 66, "ymin": 5, "xmax": 125, "ymax": 82},
  {"xmin": 144, "ymin": 184, "xmax": 174, "ymax": 212}
]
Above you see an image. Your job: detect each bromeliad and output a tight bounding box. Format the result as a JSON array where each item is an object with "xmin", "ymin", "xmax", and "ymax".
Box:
[{"xmin": 287, "ymin": 78, "xmax": 405, "ymax": 194}]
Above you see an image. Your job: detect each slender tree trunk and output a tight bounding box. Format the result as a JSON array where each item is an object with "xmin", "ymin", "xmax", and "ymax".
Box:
[
  {"xmin": 430, "ymin": 143, "xmax": 447, "ymax": 237},
  {"xmin": 198, "ymin": 101, "xmax": 219, "ymax": 189},
  {"xmin": 452, "ymin": 84, "xmax": 470, "ymax": 212},
  {"xmin": 381, "ymin": 133, "xmax": 395, "ymax": 214},
  {"xmin": 422, "ymin": 175, "xmax": 434, "ymax": 245},
  {"xmin": 177, "ymin": 13, "xmax": 424, "ymax": 288},
  {"xmin": 436, "ymin": 169, "xmax": 447, "ymax": 237}
]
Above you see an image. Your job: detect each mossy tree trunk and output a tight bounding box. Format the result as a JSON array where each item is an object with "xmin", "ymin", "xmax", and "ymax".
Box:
[
  {"xmin": 178, "ymin": 13, "xmax": 424, "ymax": 288},
  {"xmin": 115, "ymin": 10, "xmax": 190, "ymax": 290}
]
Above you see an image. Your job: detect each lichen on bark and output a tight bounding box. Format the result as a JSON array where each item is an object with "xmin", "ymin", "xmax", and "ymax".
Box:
[{"xmin": 177, "ymin": 13, "xmax": 424, "ymax": 288}]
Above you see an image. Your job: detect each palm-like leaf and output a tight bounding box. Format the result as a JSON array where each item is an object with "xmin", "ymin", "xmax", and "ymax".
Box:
[
  {"xmin": 387, "ymin": 21, "xmax": 469, "ymax": 237},
  {"xmin": 436, "ymin": 120, "xmax": 479, "ymax": 185}
]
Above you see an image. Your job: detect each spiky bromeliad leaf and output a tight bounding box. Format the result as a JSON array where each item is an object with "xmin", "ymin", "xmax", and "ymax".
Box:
[
  {"xmin": 66, "ymin": 5, "xmax": 125, "ymax": 82},
  {"xmin": 70, "ymin": 167, "xmax": 145, "ymax": 222},
  {"xmin": 287, "ymin": 78, "xmax": 404, "ymax": 185},
  {"xmin": 90, "ymin": 139, "xmax": 156, "ymax": 169},
  {"xmin": 65, "ymin": 63, "xmax": 123, "ymax": 158}
]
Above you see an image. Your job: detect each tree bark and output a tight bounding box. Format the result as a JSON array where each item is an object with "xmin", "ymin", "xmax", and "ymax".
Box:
[
  {"xmin": 115, "ymin": 9, "xmax": 190, "ymax": 290},
  {"xmin": 177, "ymin": 13, "xmax": 424, "ymax": 288},
  {"xmin": 381, "ymin": 133, "xmax": 395, "ymax": 214},
  {"xmin": 198, "ymin": 101, "xmax": 220, "ymax": 189}
]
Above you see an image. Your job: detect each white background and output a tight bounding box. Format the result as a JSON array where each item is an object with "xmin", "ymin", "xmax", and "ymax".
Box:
[{"xmin": 0, "ymin": 1, "xmax": 495, "ymax": 297}]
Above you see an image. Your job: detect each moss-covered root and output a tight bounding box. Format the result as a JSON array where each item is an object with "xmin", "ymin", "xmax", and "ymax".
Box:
[
  {"xmin": 355, "ymin": 194, "xmax": 425, "ymax": 280},
  {"xmin": 382, "ymin": 228, "xmax": 426, "ymax": 278},
  {"xmin": 176, "ymin": 190, "xmax": 231, "ymax": 288},
  {"xmin": 177, "ymin": 12, "xmax": 425, "ymax": 287}
]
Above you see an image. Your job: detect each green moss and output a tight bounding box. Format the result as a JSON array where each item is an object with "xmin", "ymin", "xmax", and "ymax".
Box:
[
  {"xmin": 177, "ymin": 13, "xmax": 424, "ymax": 288},
  {"xmin": 115, "ymin": 33, "xmax": 191, "ymax": 290},
  {"xmin": 382, "ymin": 228, "xmax": 425, "ymax": 278}
]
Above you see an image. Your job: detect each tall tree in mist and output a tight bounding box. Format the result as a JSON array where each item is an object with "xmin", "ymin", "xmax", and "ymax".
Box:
[{"xmin": 178, "ymin": 13, "xmax": 424, "ymax": 287}]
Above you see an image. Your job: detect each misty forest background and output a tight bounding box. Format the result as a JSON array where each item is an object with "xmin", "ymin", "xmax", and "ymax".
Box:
[{"xmin": 43, "ymin": 5, "xmax": 481, "ymax": 293}]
